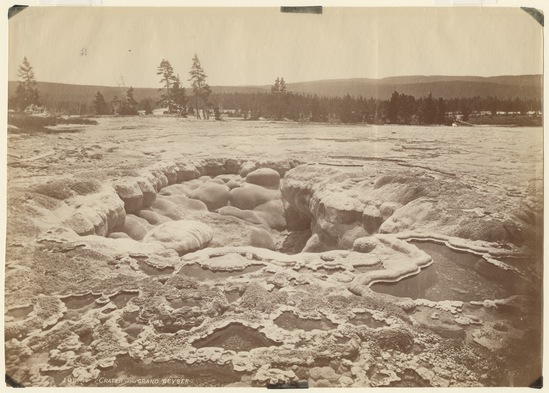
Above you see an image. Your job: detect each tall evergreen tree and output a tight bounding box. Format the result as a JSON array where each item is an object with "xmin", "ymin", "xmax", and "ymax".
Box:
[
  {"xmin": 157, "ymin": 59, "xmax": 177, "ymax": 113},
  {"xmin": 310, "ymin": 95, "xmax": 327, "ymax": 122},
  {"xmin": 270, "ymin": 77, "xmax": 288, "ymax": 120},
  {"xmin": 461, "ymin": 103, "xmax": 471, "ymax": 121},
  {"xmin": 487, "ymin": 95, "xmax": 499, "ymax": 116},
  {"xmin": 279, "ymin": 78, "xmax": 288, "ymax": 119},
  {"xmin": 420, "ymin": 92, "xmax": 436, "ymax": 124},
  {"xmin": 270, "ymin": 77, "xmax": 279, "ymax": 119},
  {"xmin": 126, "ymin": 87, "xmax": 138, "ymax": 108},
  {"xmin": 388, "ymin": 91, "xmax": 400, "ymax": 123},
  {"xmin": 435, "ymin": 98, "xmax": 447, "ymax": 124},
  {"xmin": 188, "ymin": 54, "xmax": 212, "ymax": 119},
  {"xmin": 340, "ymin": 94, "xmax": 354, "ymax": 123},
  {"xmin": 171, "ymin": 75, "xmax": 187, "ymax": 115},
  {"xmin": 271, "ymin": 77, "xmax": 280, "ymax": 94},
  {"xmin": 92, "ymin": 91, "xmax": 109, "ymax": 115},
  {"xmin": 12, "ymin": 56, "xmax": 40, "ymax": 111},
  {"xmin": 279, "ymin": 78, "xmax": 287, "ymax": 93},
  {"xmin": 401, "ymin": 94, "xmax": 416, "ymax": 124},
  {"xmin": 141, "ymin": 99, "xmax": 153, "ymax": 115},
  {"xmin": 122, "ymin": 86, "xmax": 138, "ymax": 115},
  {"xmin": 113, "ymin": 87, "xmax": 138, "ymax": 115},
  {"xmin": 214, "ymin": 106, "xmax": 222, "ymax": 121}
]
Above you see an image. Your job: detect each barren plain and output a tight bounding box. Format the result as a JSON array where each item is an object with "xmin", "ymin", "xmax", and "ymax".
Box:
[{"xmin": 5, "ymin": 117, "xmax": 543, "ymax": 387}]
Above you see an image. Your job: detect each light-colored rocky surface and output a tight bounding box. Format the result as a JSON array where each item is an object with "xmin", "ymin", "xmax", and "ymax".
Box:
[{"xmin": 5, "ymin": 117, "xmax": 542, "ymax": 387}]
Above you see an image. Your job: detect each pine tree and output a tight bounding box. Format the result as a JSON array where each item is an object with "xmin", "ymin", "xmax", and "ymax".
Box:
[
  {"xmin": 421, "ymin": 92, "xmax": 436, "ymax": 124},
  {"xmin": 126, "ymin": 87, "xmax": 138, "ymax": 107},
  {"xmin": 340, "ymin": 94, "xmax": 354, "ymax": 123},
  {"xmin": 401, "ymin": 94, "xmax": 416, "ymax": 124},
  {"xmin": 188, "ymin": 54, "xmax": 212, "ymax": 119},
  {"xmin": 435, "ymin": 98, "xmax": 446, "ymax": 124},
  {"xmin": 123, "ymin": 86, "xmax": 138, "ymax": 115},
  {"xmin": 214, "ymin": 106, "xmax": 222, "ymax": 121},
  {"xmin": 270, "ymin": 77, "xmax": 280, "ymax": 118},
  {"xmin": 278, "ymin": 78, "xmax": 288, "ymax": 119},
  {"xmin": 171, "ymin": 75, "xmax": 187, "ymax": 116},
  {"xmin": 157, "ymin": 59, "xmax": 177, "ymax": 113},
  {"xmin": 271, "ymin": 77, "xmax": 280, "ymax": 94},
  {"xmin": 388, "ymin": 91, "xmax": 400, "ymax": 123},
  {"xmin": 461, "ymin": 103, "xmax": 471, "ymax": 121},
  {"xmin": 92, "ymin": 91, "xmax": 109, "ymax": 115},
  {"xmin": 113, "ymin": 87, "xmax": 138, "ymax": 115},
  {"xmin": 13, "ymin": 56, "xmax": 40, "ymax": 111},
  {"xmin": 270, "ymin": 77, "xmax": 288, "ymax": 120},
  {"xmin": 279, "ymin": 78, "xmax": 287, "ymax": 93},
  {"xmin": 488, "ymin": 96, "xmax": 499, "ymax": 116},
  {"xmin": 142, "ymin": 99, "xmax": 153, "ymax": 115},
  {"xmin": 310, "ymin": 95, "xmax": 327, "ymax": 122}
]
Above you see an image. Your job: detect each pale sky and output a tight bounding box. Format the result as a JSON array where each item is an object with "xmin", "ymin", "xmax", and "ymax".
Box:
[{"xmin": 8, "ymin": 7, "xmax": 543, "ymax": 88}]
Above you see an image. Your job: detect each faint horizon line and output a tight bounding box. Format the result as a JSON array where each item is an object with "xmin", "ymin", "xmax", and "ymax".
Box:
[{"xmin": 6, "ymin": 73, "xmax": 543, "ymax": 90}]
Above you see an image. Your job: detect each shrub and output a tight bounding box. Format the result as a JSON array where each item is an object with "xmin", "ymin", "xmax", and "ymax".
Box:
[
  {"xmin": 57, "ymin": 117, "xmax": 98, "ymax": 125},
  {"xmin": 8, "ymin": 113, "xmax": 57, "ymax": 130},
  {"xmin": 8, "ymin": 113, "xmax": 98, "ymax": 133}
]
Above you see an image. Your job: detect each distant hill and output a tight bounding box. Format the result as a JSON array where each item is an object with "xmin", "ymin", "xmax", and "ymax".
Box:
[
  {"xmin": 7, "ymin": 82, "xmax": 162, "ymax": 112},
  {"xmin": 6, "ymin": 81, "xmax": 267, "ymax": 112},
  {"xmin": 283, "ymin": 75, "xmax": 542, "ymax": 100},
  {"xmin": 7, "ymin": 74, "xmax": 542, "ymax": 112}
]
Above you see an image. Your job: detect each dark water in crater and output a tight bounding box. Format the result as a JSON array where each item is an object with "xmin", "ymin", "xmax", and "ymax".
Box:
[
  {"xmin": 42, "ymin": 368, "xmax": 74, "ymax": 386},
  {"xmin": 5, "ymin": 305, "xmax": 33, "ymax": 320},
  {"xmin": 110, "ymin": 291, "xmax": 138, "ymax": 309},
  {"xmin": 62, "ymin": 293, "xmax": 101, "ymax": 309},
  {"xmin": 60, "ymin": 293, "xmax": 102, "ymax": 321},
  {"xmin": 192, "ymin": 323, "xmax": 281, "ymax": 351},
  {"xmin": 98, "ymin": 354, "xmax": 241, "ymax": 387},
  {"xmin": 274, "ymin": 311, "xmax": 337, "ymax": 331},
  {"xmin": 370, "ymin": 241, "xmax": 526, "ymax": 301}
]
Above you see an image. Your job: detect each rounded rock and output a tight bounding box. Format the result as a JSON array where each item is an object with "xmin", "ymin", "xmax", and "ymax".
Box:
[
  {"xmin": 254, "ymin": 199, "xmax": 287, "ymax": 230},
  {"xmin": 226, "ymin": 179, "xmax": 242, "ymax": 190},
  {"xmin": 229, "ymin": 184, "xmax": 280, "ymax": 210},
  {"xmin": 246, "ymin": 168, "xmax": 281, "ymax": 188},
  {"xmin": 108, "ymin": 232, "xmax": 131, "ymax": 239},
  {"xmin": 175, "ymin": 163, "xmax": 200, "ymax": 182},
  {"xmin": 250, "ymin": 227, "xmax": 275, "ymax": 250},
  {"xmin": 352, "ymin": 236, "xmax": 380, "ymax": 253},
  {"xmin": 143, "ymin": 220, "xmax": 213, "ymax": 254},
  {"xmin": 218, "ymin": 206, "xmax": 269, "ymax": 227},
  {"xmin": 188, "ymin": 183, "xmax": 230, "ymax": 211},
  {"xmin": 136, "ymin": 179, "xmax": 157, "ymax": 208},
  {"xmin": 113, "ymin": 180, "xmax": 143, "ymax": 214},
  {"xmin": 379, "ymin": 202, "xmax": 402, "ymax": 220},
  {"xmin": 122, "ymin": 214, "xmax": 152, "ymax": 240}
]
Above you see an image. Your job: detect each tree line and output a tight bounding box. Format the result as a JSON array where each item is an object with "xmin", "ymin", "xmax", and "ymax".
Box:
[
  {"xmin": 208, "ymin": 89, "xmax": 541, "ymax": 125},
  {"xmin": 91, "ymin": 55, "xmax": 212, "ymax": 117},
  {"xmin": 9, "ymin": 57, "xmax": 41, "ymax": 112},
  {"xmin": 10, "ymin": 56, "xmax": 542, "ymax": 124}
]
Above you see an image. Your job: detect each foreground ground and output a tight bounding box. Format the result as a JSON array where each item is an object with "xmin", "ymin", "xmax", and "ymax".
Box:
[{"xmin": 5, "ymin": 117, "xmax": 543, "ymax": 387}]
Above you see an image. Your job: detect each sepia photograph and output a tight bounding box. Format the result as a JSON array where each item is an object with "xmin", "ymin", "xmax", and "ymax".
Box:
[{"xmin": 4, "ymin": 4, "xmax": 544, "ymax": 388}]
